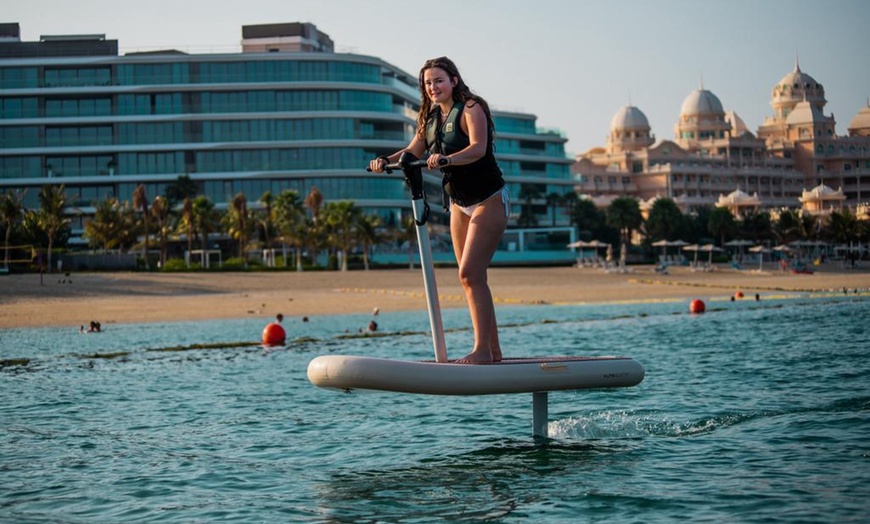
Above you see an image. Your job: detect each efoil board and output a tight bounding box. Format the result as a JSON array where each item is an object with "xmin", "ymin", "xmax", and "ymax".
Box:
[{"xmin": 307, "ymin": 355, "xmax": 645, "ymax": 395}]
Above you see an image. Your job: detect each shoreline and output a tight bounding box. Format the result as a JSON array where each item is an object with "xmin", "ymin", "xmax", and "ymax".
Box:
[{"xmin": 2, "ymin": 265, "xmax": 868, "ymax": 329}]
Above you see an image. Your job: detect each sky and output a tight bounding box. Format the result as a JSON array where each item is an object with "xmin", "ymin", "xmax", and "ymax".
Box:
[{"xmin": 6, "ymin": 0, "xmax": 870, "ymax": 156}]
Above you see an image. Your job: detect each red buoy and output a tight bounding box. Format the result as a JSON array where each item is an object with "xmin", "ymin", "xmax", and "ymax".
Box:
[
  {"xmin": 689, "ymin": 299, "xmax": 706, "ymax": 314},
  {"xmin": 262, "ymin": 322, "xmax": 286, "ymax": 346},
  {"xmin": 734, "ymin": 290, "xmax": 744, "ymax": 299}
]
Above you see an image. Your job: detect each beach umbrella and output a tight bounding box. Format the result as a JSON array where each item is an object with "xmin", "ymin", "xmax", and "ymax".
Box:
[
  {"xmin": 652, "ymin": 239, "xmax": 672, "ymax": 259},
  {"xmin": 699, "ymin": 244, "xmax": 723, "ymax": 265},
  {"xmin": 725, "ymin": 238, "xmax": 754, "ymax": 260},
  {"xmin": 749, "ymin": 245, "xmax": 772, "ymax": 270},
  {"xmin": 567, "ymin": 240, "xmax": 590, "ymax": 263},
  {"xmin": 682, "ymin": 244, "xmax": 700, "ymax": 264}
]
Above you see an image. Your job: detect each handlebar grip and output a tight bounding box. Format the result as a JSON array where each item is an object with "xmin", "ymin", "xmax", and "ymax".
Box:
[{"xmin": 366, "ymin": 158, "xmax": 447, "ymax": 172}]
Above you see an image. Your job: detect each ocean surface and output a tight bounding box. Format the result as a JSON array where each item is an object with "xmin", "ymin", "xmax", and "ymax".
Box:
[{"xmin": 1, "ymin": 293, "xmax": 868, "ymax": 523}]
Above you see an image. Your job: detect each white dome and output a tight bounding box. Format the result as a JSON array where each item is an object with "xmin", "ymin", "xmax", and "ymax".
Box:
[
  {"xmin": 848, "ymin": 103, "xmax": 870, "ymax": 131},
  {"xmin": 610, "ymin": 105, "xmax": 650, "ymax": 131},
  {"xmin": 772, "ymin": 63, "xmax": 825, "ymax": 105},
  {"xmin": 680, "ymin": 89, "xmax": 724, "ymax": 116},
  {"xmin": 800, "ymin": 184, "xmax": 845, "ymax": 202},
  {"xmin": 777, "ymin": 66, "xmax": 821, "ymax": 91}
]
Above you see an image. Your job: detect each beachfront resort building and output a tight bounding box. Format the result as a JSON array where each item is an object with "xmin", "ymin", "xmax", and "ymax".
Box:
[
  {"xmin": 573, "ymin": 61, "xmax": 870, "ymax": 218},
  {"xmin": 0, "ymin": 22, "xmax": 574, "ymax": 246}
]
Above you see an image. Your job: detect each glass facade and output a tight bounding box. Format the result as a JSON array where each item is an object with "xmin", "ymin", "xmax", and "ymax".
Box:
[{"xmin": 0, "ymin": 41, "xmax": 574, "ymax": 235}]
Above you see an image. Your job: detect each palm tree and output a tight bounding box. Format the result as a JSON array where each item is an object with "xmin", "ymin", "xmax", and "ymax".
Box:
[
  {"xmin": 825, "ymin": 209, "xmax": 859, "ymax": 244},
  {"xmin": 646, "ymin": 198, "xmax": 684, "ymax": 241},
  {"xmin": 397, "ymin": 213, "xmax": 418, "ymax": 269},
  {"xmin": 120, "ymin": 201, "xmax": 142, "ymax": 252},
  {"xmin": 150, "ymin": 195, "xmax": 171, "ymax": 267},
  {"xmin": 302, "ymin": 217, "xmax": 326, "ymax": 268},
  {"xmin": 258, "ymin": 190, "xmax": 275, "ymax": 256},
  {"xmin": 798, "ymin": 212, "xmax": 817, "ymax": 241},
  {"xmin": 274, "ymin": 189, "xmax": 306, "ymax": 271},
  {"xmin": 517, "ymin": 183, "xmax": 543, "ymax": 228},
  {"xmin": 225, "ymin": 192, "xmax": 251, "ymax": 265},
  {"xmin": 569, "ymin": 197, "xmax": 605, "ymax": 241},
  {"xmin": 84, "ymin": 196, "xmax": 124, "ymax": 251},
  {"xmin": 304, "ymin": 186, "xmax": 323, "ymax": 222},
  {"xmin": 707, "ymin": 206, "xmax": 737, "ymax": 246},
  {"xmin": 180, "ymin": 197, "xmax": 194, "ymax": 267},
  {"xmin": 132, "ymin": 184, "xmax": 150, "ymax": 270},
  {"xmin": 355, "ymin": 213, "xmax": 386, "ymax": 270},
  {"xmin": 36, "ymin": 184, "xmax": 70, "ymax": 273},
  {"xmin": 606, "ymin": 196, "xmax": 642, "ymax": 249},
  {"xmin": 323, "ymin": 200, "xmax": 361, "ymax": 271},
  {"xmin": 773, "ymin": 209, "xmax": 803, "ymax": 245},
  {"xmin": 546, "ymin": 191, "xmax": 563, "ymax": 227},
  {"xmin": 0, "ymin": 190, "xmax": 25, "ymax": 269},
  {"xmin": 738, "ymin": 209, "xmax": 772, "ymax": 243},
  {"xmin": 164, "ymin": 175, "xmax": 199, "ymax": 208},
  {"xmin": 191, "ymin": 196, "xmax": 217, "ymax": 268}
]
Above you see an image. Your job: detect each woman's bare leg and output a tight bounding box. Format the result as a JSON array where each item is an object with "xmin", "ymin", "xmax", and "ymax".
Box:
[{"xmin": 450, "ymin": 195, "xmax": 507, "ymax": 363}]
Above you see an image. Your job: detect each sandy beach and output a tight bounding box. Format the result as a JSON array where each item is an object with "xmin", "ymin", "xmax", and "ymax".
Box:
[{"xmin": 1, "ymin": 264, "xmax": 868, "ymax": 329}]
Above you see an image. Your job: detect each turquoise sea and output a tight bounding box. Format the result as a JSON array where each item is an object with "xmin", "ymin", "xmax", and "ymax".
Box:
[{"xmin": 2, "ymin": 294, "xmax": 868, "ymax": 523}]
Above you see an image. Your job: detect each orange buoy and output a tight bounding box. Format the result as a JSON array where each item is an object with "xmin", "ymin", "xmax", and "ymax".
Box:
[
  {"xmin": 689, "ymin": 299, "xmax": 706, "ymax": 314},
  {"xmin": 262, "ymin": 322, "xmax": 286, "ymax": 346},
  {"xmin": 735, "ymin": 290, "xmax": 744, "ymax": 299}
]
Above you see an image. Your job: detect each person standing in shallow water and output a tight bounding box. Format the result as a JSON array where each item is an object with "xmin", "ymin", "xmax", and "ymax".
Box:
[{"xmin": 369, "ymin": 56, "xmax": 508, "ymax": 364}]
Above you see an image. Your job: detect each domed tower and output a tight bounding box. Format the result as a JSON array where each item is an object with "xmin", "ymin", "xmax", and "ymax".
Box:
[
  {"xmin": 674, "ymin": 87, "xmax": 731, "ymax": 149},
  {"xmin": 771, "ymin": 59, "xmax": 826, "ymax": 121},
  {"xmin": 758, "ymin": 59, "xmax": 830, "ymax": 149},
  {"xmin": 848, "ymin": 100, "xmax": 870, "ymax": 137},
  {"xmin": 607, "ymin": 105, "xmax": 654, "ymax": 154}
]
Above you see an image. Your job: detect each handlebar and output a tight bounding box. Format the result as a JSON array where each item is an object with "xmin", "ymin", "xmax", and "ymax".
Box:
[{"xmin": 366, "ymin": 157, "xmax": 447, "ymax": 174}]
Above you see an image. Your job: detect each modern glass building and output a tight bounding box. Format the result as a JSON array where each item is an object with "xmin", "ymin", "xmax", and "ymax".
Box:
[{"xmin": 0, "ymin": 22, "xmax": 575, "ymax": 245}]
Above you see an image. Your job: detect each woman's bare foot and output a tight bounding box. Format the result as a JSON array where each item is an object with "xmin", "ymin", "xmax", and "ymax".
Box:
[
  {"xmin": 492, "ymin": 348, "xmax": 503, "ymax": 362},
  {"xmin": 454, "ymin": 349, "xmax": 495, "ymax": 364}
]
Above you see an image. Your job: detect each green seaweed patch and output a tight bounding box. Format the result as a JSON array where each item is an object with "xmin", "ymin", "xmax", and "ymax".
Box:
[
  {"xmin": 289, "ymin": 336, "xmax": 321, "ymax": 345},
  {"xmin": 147, "ymin": 341, "xmax": 260, "ymax": 352},
  {"xmin": 1, "ymin": 358, "xmax": 31, "ymax": 368},
  {"xmin": 78, "ymin": 351, "xmax": 130, "ymax": 360}
]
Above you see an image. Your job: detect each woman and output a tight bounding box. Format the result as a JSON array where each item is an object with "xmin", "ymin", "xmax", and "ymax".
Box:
[{"xmin": 369, "ymin": 56, "xmax": 509, "ymax": 364}]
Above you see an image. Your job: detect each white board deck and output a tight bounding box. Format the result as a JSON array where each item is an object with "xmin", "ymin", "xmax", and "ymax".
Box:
[{"xmin": 307, "ymin": 355, "xmax": 645, "ymax": 395}]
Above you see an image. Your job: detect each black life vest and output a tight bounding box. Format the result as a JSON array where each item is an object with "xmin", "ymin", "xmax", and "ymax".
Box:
[{"xmin": 424, "ymin": 101, "xmax": 505, "ymax": 207}]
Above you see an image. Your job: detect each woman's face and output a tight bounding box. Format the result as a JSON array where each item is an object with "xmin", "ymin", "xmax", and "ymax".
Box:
[{"xmin": 423, "ymin": 67, "xmax": 454, "ymax": 105}]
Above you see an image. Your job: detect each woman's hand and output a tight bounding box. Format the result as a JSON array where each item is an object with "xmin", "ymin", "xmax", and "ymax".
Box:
[
  {"xmin": 427, "ymin": 153, "xmax": 451, "ymax": 170},
  {"xmin": 369, "ymin": 156, "xmax": 388, "ymax": 173}
]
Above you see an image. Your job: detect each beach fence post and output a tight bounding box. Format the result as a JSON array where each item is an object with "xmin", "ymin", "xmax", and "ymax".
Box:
[{"xmin": 533, "ymin": 391, "xmax": 549, "ymax": 438}]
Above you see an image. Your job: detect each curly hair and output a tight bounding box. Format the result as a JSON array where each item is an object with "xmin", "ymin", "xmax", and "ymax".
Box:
[{"xmin": 415, "ymin": 56, "xmax": 494, "ymax": 140}]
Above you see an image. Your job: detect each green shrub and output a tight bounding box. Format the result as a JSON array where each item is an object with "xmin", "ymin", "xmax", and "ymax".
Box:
[{"xmin": 161, "ymin": 258, "xmax": 190, "ymax": 272}]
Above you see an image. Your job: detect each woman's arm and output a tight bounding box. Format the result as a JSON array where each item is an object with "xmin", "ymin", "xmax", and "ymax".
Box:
[
  {"xmin": 427, "ymin": 101, "xmax": 487, "ymax": 169},
  {"xmin": 369, "ymin": 133, "xmax": 428, "ymax": 173}
]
